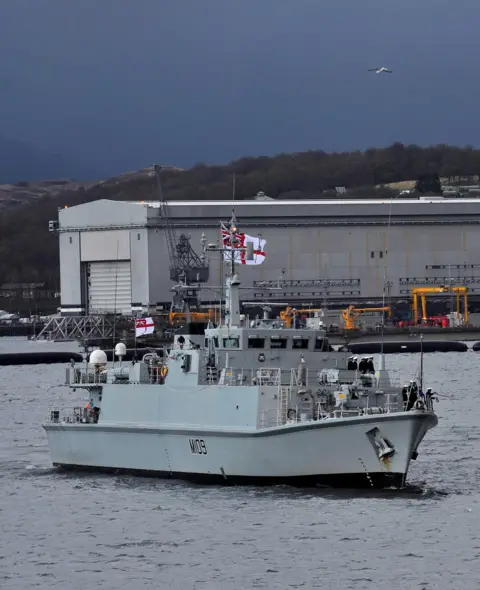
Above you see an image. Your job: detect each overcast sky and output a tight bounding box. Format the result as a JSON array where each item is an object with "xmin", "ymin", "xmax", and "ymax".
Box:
[{"xmin": 1, "ymin": 0, "xmax": 479, "ymax": 176}]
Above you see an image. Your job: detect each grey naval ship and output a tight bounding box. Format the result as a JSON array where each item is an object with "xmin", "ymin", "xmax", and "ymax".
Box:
[{"xmin": 44, "ymin": 215, "xmax": 439, "ymax": 489}]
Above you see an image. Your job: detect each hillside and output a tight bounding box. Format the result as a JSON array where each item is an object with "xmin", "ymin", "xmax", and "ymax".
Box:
[
  {"xmin": 1, "ymin": 142, "xmax": 480, "ymax": 286},
  {"xmin": 0, "ymin": 135, "xmax": 99, "ymax": 185}
]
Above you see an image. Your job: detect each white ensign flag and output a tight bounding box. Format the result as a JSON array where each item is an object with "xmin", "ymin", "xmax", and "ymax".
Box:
[
  {"xmin": 135, "ymin": 317, "xmax": 155, "ymax": 337},
  {"xmin": 221, "ymin": 227, "xmax": 266, "ymax": 265}
]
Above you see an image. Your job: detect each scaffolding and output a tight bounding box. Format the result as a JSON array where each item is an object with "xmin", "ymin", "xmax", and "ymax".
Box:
[{"xmin": 33, "ymin": 315, "xmax": 134, "ymax": 342}]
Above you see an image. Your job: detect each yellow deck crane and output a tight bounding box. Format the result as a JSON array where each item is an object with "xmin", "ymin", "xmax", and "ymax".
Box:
[
  {"xmin": 168, "ymin": 310, "xmax": 216, "ymax": 326},
  {"xmin": 279, "ymin": 307, "xmax": 325, "ymax": 329},
  {"xmin": 412, "ymin": 286, "xmax": 468, "ymax": 325},
  {"xmin": 342, "ymin": 305, "xmax": 392, "ymax": 330}
]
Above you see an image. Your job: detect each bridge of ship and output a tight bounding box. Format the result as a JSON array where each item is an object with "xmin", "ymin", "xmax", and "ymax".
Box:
[
  {"xmin": 205, "ymin": 326, "xmax": 334, "ymax": 352},
  {"xmin": 201, "ymin": 324, "xmax": 344, "ymax": 377}
]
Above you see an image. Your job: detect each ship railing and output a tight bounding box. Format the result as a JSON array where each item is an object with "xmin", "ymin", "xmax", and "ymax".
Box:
[
  {"xmin": 258, "ymin": 408, "xmax": 285, "ymax": 428},
  {"xmin": 259, "ymin": 402, "xmax": 330, "ymax": 429},
  {"xmin": 47, "ymin": 406, "xmax": 100, "ymax": 425},
  {"xmin": 295, "ymin": 368, "xmax": 404, "ymax": 391},
  {"xmin": 217, "ymin": 367, "xmax": 404, "ymax": 389},
  {"xmin": 220, "ymin": 367, "xmax": 283, "ymax": 386},
  {"xmin": 259, "ymin": 392, "xmax": 405, "ymax": 428},
  {"xmin": 65, "ymin": 366, "xmax": 107, "ymax": 386},
  {"xmin": 424, "ymin": 395, "xmax": 435, "ymax": 412}
]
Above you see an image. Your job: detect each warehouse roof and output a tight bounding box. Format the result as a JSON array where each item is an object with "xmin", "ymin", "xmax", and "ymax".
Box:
[{"xmin": 131, "ymin": 197, "xmax": 480, "ymax": 207}]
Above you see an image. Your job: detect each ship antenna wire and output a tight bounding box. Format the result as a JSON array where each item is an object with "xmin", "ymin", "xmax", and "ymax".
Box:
[
  {"xmin": 231, "ymin": 172, "xmax": 236, "ymax": 278},
  {"xmin": 380, "ymin": 194, "xmax": 395, "ymax": 357},
  {"xmin": 112, "ymin": 240, "xmax": 120, "ymax": 364}
]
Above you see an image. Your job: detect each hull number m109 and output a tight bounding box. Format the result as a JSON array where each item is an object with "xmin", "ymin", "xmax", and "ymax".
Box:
[{"xmin": 189, "ymin": 439, "xmax": 207, "ymax": 455}]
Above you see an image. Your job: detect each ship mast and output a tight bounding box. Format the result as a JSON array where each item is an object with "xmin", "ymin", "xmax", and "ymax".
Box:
[
  {"xmin": 207, "ymin": 209, "xmax": 253, "ymax": 329},
  {"xmin": 224, "ymin": 211, "xmax": 241, "ymax": 328}
]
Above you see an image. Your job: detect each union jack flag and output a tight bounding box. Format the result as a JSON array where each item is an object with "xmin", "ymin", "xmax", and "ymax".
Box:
[{"xmin": 221, "ymin": 223, "xmax": 266, "ymax": 265}]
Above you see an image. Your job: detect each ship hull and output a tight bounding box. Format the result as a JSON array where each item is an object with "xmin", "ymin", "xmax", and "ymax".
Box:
[
  {"xmin": 52, "ymin": 464, "xmax": 404, "ymax": 488},
  {"xmin": 43, "ymin": 411, "xmax": 437, "ymax": 489}
]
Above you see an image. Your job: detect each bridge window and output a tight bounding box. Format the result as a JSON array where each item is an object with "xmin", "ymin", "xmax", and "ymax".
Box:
[
  {"xmin": 223, "ymin": 336, "xmax": 239, "ymax": 349},
  {"xmin": 314, "ymin": 337, "xmax": 329, "ymax": 351},
  {"xmin": 248, "ymin": 336, "xmax": 265, "ymax": 349},
  {"xmin": 205, "ymin": 336, "xmax": 219, "ymax": 348},
  {"xmin": 270, "ymin": 336, "xmax": 287, "ymax": 349},
  {"xmin": 292, "ymin": 337, "xmax": 309, "ymax": 350}
]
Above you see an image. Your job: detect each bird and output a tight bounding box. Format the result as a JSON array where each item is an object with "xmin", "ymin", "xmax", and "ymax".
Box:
[{"xmin": 368, "ymin": 67, "xmax": 392, "ymax": 74}]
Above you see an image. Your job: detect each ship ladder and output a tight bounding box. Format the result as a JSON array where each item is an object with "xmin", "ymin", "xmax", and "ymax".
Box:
[
  {"xmin": 279, "ymin": 386, "xmax": 291, "ymax": 425},
  {"xmin": 207, "ymin": 366, "xmax": 219, "ymax": 383}
]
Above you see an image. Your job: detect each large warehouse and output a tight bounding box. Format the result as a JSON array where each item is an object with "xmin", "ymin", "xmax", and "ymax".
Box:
[{"xmin": 53, "ymin": 196, "xmax": 480, "ymax": 315}]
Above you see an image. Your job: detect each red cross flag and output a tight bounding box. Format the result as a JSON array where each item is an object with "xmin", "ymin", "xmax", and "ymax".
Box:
[
  {"xmin": 221, "ymin": 227, "xmax": 266, "ymax": 265},
  {"xmin": 135, "ymin": 317, "xmax": 155, "ymax": 337}
]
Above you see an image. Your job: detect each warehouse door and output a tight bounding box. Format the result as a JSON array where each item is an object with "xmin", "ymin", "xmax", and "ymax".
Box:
[{"xmin": 87, "ymin": 261, "xmax": 132, "ymax": 314}]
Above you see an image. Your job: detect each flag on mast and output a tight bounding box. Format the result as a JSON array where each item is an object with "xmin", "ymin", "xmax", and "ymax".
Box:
[
  {"xmin": 221, "ymin": 225, "xmax": 266, "ymax": 265},
  {"xmin": 135, "ymin": 317, "xmax": 155, "ymax": 337}
]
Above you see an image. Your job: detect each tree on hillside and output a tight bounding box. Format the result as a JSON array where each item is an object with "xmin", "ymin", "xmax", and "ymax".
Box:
[{"xmin": 415, "ymin": 173, "xmax": 442, "ymax": 194}]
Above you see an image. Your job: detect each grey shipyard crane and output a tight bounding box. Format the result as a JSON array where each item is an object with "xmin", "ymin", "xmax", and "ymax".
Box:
[
  {"xmin": 154, "ymin": 165, "xmax": 209, "ymax": 284},
  {"xmin": 154, "ymin": 165, "xmax": 209, "ymax": 320}
]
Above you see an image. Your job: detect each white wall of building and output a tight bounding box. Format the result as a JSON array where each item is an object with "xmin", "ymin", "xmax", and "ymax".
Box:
[
  {"xmin": 130, "ymin": 229, "xmax": 150, "ymax": 308},
  {"xmin": 59, "ymin": 232, "xmax": 81, "ymax": 312},
  {"xmin": 80, "ymin": 229, "xmax": 131, "ymax": 261}
]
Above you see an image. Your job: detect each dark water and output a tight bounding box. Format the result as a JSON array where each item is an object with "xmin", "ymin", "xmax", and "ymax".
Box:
[{"xmin": 1, "ymin": 338, "xmax": 480, "ymax": 589}]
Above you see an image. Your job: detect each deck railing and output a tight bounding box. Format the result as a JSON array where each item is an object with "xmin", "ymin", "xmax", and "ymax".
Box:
[
  {"xmin": 217, "ymin": 366, "xmax": 403, "ymax": 388},
  {"xmin": 258, "ymin": 391, "xmax": 405, "ymax": 429},
  {"xmin": 47, "ymin": 406, "xmax": 100, "ymax": 424}
]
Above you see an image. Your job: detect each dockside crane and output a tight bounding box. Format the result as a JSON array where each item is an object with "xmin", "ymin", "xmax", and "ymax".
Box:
[
  {"xmin": 154, "ymin": 165, "xmax": 209, "ymax": 284},
  {"xmin": 411, "ymin": 286, "xmax": 468, "ymax": 325},
  {"xmin": 154, "ymin": 165, "xmax": 210, "ymax": 323}
]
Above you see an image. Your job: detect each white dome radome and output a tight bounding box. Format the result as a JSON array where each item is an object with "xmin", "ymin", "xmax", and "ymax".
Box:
[
  {"xmin": 89, "ymin": 349, "xmax": 108, "ymax": 365},
  {"xmin": 115, "ymin": 342, "xmax": 127, "ymax": 357}
]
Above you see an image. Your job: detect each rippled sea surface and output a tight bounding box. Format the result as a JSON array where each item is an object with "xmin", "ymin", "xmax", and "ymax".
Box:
[{"xmin": 1, "ymin": 337, "xmax": 480, "ymax": 589}]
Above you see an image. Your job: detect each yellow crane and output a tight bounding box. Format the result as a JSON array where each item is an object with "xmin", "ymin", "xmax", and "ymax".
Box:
[
  {"xmin": 279, "ymin": 307, "xmax": 324, "ymax": 329},
  {"xmin": 342, "ymin": 305, "xmax": 392, "ymax": 330},
  {"xmin": 168, "ymin": 309, "xmax": 216, "ymax": 326},
  {"xmin": 412, "ymin": 286, "xmax": 468, "ymax": 324}
]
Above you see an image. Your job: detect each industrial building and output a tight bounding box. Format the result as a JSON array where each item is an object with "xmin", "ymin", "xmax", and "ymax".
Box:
[{"xmin": 52, "ymin": 196, "xmax": 480, "ymax": 316}]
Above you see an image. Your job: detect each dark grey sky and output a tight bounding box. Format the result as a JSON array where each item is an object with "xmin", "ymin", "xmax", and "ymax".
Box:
[{"xmin": 1, "ymin": 0, "xmax": 479, "ymax": 177}]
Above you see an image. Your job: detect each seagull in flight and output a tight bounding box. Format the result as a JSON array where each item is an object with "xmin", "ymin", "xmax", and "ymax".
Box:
[{"xmin": 368, "ymin": 67, "xmax": 392, "ymax": 74}]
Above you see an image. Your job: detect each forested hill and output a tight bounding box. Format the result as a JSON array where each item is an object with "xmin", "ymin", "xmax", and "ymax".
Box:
[{"xmin": 1, "ymin": 142, "xmax": 480, "ymax": 285}]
